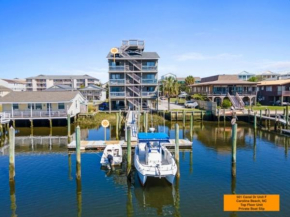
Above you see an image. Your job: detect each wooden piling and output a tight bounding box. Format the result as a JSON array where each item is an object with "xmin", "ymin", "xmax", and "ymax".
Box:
[
  {"xmin": 76, "ymin": 126, "xmax": 81, "ymax": 179},
  {"xmin": 223, "ymin": 109, "xmax": 226, "ymax": 125},
  {"xmin": 190, "ymin": 113, "xmax": 193, "ymax": 138},
  {"xmin": 259, "ymin": 110, "xmax": 262, "ymax": 127},
  {"xmin": 143, "ymin": 112, "xmax": 146, "ymax": 130},
  {"xmin": 127, "ymin": 126, "xmax": 131, "ymax": 176},
  {"xmin": 119, "ymin": 110, "xmax": 122, "ymax": 130},
  {"xmin": 67, "ymin": 114, "xmax": 71, "ymax": 137},
  {"xmin": 30, "ymin": 119, "xmax": 33, "ymax": 128},
  {"xmin": 9, "ymin": 127, "xmax": 15, "ymax": 180},
  {"xmin": 183, "ymin": 110, "xmax": 185, "ymax": 127},
  {"xmin": 145, "ymin": 112, "xmax": 148, "ymax": 133},
  {"xmin": 231, "ymin": 123, "xmax": 237, "ymax": 164},
  {"xmin": 286, "ymin": 106, "xmax": 289, "ymax": 129},
  {"xmin": 116, "ymin": 113, "xmax": 119, "ymax": 140},
  {"xmin": 254, "ymin": 112, "xmax": 257, "ymax": 130},
  {"xmin": 218, "ymin": 109, "xmax": 220, "ymax": 123},
  {"xmin": 175, "ymin": 123, "xmax": 180, "ymax": 177}
]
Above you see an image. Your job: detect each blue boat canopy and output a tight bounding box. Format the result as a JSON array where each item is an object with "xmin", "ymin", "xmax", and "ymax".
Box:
[{"xmin": 138, "ymin": 133, "xmax": 170, "ymax": 142}]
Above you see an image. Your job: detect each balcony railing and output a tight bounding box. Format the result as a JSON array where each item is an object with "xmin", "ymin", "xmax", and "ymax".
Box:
[
  {"xmin": 110, "ymin": 92, "xmax": 125, "ymax": 97},
  {"xmin": 191, "ymin": 91, "xmax": 257, "ymax": 96},
  {"xmin": 4, "ymin": 110, "xmax": 67, "ymax": 118},
  {"xmin": 142, "ymin": 79, "xmax": 158, "ymax": 84},
  {"xmin": 142, "ymin": 92, "xmax": 157, "ymax": 97},
  {"xmin": 110, "ymin": 79, "xmax": 125, "ymax": 85},
  {"xmin": 142, "ymin": 66, "xmax": 157, "ymax": 71},
  {"xmin": 282, "ymin": 91, "xmax": 290, "ymax": 96},
  {"xmin": 109, "ymin": 66, "xmax": 125, "ymax": 71}
]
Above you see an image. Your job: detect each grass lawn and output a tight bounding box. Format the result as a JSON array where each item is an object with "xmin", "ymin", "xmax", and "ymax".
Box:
[
  {"xmin": 169, "ymin": 98, "xmax": 186, "ymax": 103},
  {"xmin": 245, "ymin": 105, "xmax": 286, "ymax": 111},
  {"xmin": 170, "ymin": 108, "xmax": 202, "ymax": 111}
]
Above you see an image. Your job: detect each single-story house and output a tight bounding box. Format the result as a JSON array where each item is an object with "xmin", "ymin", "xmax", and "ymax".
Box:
[
  {"xmin": 0, "ymin": 91, "xmax": 87, "ymax": 119},
  {"xmin": 79, "ymin": 85, "xmax": 106, "ymax": 101}
]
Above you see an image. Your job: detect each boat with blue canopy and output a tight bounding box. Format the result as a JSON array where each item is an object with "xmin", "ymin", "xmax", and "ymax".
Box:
[{"xmin": 134, "ymin": 132, "xmax": 177, "ymax": 185}]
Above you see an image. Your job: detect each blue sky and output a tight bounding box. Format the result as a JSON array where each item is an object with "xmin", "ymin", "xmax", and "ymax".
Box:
[{"xmin": 0, "ymin": 0, "xmax": 290, "ymax": 82}]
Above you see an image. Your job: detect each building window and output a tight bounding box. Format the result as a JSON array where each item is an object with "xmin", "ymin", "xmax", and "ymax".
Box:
[
  {"xmin": 35, "ymin": 103, "xmax": 42, "ymax": 110},
  {"xmin": 266, "ymin": 86, "xmax": 272, "ymax": 91},
  {"xmin": 58, "ymin": 103, "xmax": 65, "ymax": 109},
  {"xmin": 28, "ymin": 103, "xmax": 35, "ymax": 109},
  {"xmin": 261, "ymin": 86, "xmax": 264, "ymax": 90},
  {"xmin": 12, "ymin": 104, "xmax": 19, "ymax": 110},
  {"xmin": 75, "ymin": 101, "xmax": 78, "ymax": 108}
]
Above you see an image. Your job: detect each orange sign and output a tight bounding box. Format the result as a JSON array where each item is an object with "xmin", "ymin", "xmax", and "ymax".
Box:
[
  {"xmin": 101, "ymin": 120, "xmax": 110, "ymax": 128},
  {"xmin": 224, "ymin": 194, "xmax": 280, "ymax": 212},
  {"xmin": 110, "ymin": 47, "xmax": 118, "ymax": 54}
]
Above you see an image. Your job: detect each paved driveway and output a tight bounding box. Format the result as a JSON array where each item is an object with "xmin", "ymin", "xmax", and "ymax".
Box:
[{"xmin": 157, "ymin": 100, "xmax": 185, "ymax": 110}]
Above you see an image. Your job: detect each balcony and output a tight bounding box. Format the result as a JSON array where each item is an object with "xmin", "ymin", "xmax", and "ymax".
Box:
[
  {"xmin": 142, "ymin": 92, "xmax": 157, "ymax": 97},
  {"xmin": 109, "ymin": 66, "xmax": 125, "ymax": 71},
  {"xmin": 110, "ymin": 79, "xmax": 125, "ymax": 85},
  {"xmin": 191, "ymin": 90, "xmax": 257, "ymax": 96},
  {"xmin": 110, "ymin": 92, "xmax": 125, "ymax": 97},
  {"xmin": 282, "ymin": 91, "xmax": 290, "ymax": 96},
  {"xmin": 142, "ymin": 66, "xmax": 157, "ymax": 71},
  {"xmin": 142, "ymin": 79, "xmax": 158, "ymax": 84}
]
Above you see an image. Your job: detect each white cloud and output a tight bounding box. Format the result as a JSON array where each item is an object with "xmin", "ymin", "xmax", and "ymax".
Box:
[
  {"xmin": 176, "ymin": 52, "xmax": 242, "ymax": 61},
  {"xmin": 259, "ymin": 61, "xmax": 290, "ymax": 72}
]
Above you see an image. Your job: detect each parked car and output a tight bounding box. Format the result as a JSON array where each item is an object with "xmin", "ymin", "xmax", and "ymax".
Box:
[
  {"xmin": 160, "ymin": 96, "xmax": 167, "ymax": 100},
  {"xmin": 99, "ymin": 102, "xmax": 108, "ymax": 110},
  {"xmin": 184, "ymin": 101, "xmax": 198, "ymax": 108}
]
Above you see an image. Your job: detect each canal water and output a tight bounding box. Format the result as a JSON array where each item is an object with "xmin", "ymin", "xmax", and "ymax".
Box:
[{"xmin": 0, "ymin": 121, "xmax": 290, "ymax": 217}]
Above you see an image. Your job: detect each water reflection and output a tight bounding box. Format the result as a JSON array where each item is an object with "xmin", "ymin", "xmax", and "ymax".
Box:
[
  {"xmin": 9, "ymin": 180, "xmax": 17, "ymax": 217},
  {"xmin": 134, "ymin": 176, "xmax": 177, "ymax": 216},
  {"xmin": 76, "ymin": 177, "xmax": 82, "ymax": 217}
]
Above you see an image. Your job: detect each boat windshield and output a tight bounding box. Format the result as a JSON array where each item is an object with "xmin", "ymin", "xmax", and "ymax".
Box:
[{"xmin": 146, "ymin": 141, "xmax": 160, "ymax": 149}]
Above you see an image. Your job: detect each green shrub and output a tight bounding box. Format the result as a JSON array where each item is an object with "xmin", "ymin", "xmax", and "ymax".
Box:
[
  {"xmin": 222, "ymin": 99, "xmax": 232, "ymax": 108},
  {"xmin": 256, "ymin": 102, "xmax": 261, "ymax": 106}
]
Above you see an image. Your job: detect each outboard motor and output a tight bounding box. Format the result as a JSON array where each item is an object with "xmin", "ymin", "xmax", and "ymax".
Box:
[{"xmin": 107, "ymin": 154, "xmax": 113, "ymax": 169}]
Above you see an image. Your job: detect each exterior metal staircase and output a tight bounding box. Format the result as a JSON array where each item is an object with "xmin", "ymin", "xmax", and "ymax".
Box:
[
  {"xmin": 119, "ymin": 46, "xmax": 142, "ymax": 71},
  {"xmin": 127, "ymin": 86, "xmax": 140, "ymax": 96},
  {"xmin": 127, "ymin": 99, "xmax": 140, "ymax": 108},
  {"xmin": 127, "ymin": 73, "xmax": 141, "ymax": 83}
]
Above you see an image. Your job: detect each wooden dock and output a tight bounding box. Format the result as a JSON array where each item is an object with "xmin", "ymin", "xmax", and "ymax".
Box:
[{"xmin": 67, "ymin": 139, "xmax": 192, "ymax": 151}]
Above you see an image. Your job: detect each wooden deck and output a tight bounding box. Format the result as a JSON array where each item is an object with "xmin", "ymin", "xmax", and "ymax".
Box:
[{"xmin": 67, "ymin": 139, "xmax": 192, "ymax": 151}]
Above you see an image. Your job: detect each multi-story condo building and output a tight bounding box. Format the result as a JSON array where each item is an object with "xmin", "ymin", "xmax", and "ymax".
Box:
[
  {"xmin": 107, "ymin": 40, "xmax": 159, "ymax": 111},
  {"xmin": 189, "ymin": 75, "xmax": 258, "ymax": 108},
  {"xmin": 26, "ymin": 74, "xmax": 100, "ymax": 91},
  {"xmin": 0, "ymin": 78, "xmax": 26, "ymax": 91},
  {"xmin": 237, "ymin": 71, "xmax": 255, "ymax": 81}
]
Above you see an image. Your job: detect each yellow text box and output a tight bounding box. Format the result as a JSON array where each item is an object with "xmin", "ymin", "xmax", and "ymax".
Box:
[{"xmin": 224, "ymin": 194, "xmax": 279, "ymax": 212}]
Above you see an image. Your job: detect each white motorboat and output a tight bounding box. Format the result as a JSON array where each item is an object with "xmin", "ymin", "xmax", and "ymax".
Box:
[
  {"xmin": 134, "ymin": 132, "xmax": 177, "ymax": 185},
  {"xmin": 100, "ymin": 144, "xmax": 122, "ymax": 169}
]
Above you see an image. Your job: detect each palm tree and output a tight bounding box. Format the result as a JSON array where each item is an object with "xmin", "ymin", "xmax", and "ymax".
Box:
[{"xmin": 162, "ymin": 77, "xmax": 180, "ymax": 110}]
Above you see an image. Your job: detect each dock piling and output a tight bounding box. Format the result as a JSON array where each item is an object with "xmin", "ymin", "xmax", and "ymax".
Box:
[
  {"xmin": 175, "ymin": 123, "xmax": 180, "ymax": 177},
  {"xmin": 116, "ymin": 113, "xmax": 119, "ymax": 140},
  {"xmin": 286, "ymin": 106, "xmax": 289, "ymax": 129},
  {"xmin": 254, "ymin": 112, "xmax": 257, "ymax": 130},
  {"xmin": 67, "ymin": 114, "xmax": 71, "ymax": 138},
  {"xmin": 9, "ymin": 127, "xmax": 15, "ymax": 180},
  {"xmin": 183, "ymin": 110, "xmax": 185, "ymax": 127},
  {"xmin": 76, "ymin": 126, "xmax": 81, "ymax": 179},
  {"xmin": 190, "ymin": 113, "xmax": 193, "ymax": 138},
  {"xmin": 223, "ymin": 109, "xmax": 226, "ymax": 125},
  {"xmin": 145, "ymin": 112, "xmax": 148, "ymax": 133},
  {"xmin": 259, "ymin": 110, "xmax": 262, "ymax": 127},
  {"xmin": 127, "ymin": 126, "xmax": 131, "ymax": 176},
  {"xmin": 231, "ymin": 123, "xmax": 237, "ymax": 164}
]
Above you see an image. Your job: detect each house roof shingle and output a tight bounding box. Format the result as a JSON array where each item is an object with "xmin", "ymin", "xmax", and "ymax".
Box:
[
  {"xmin": 258, "ymin": 79, "xmax": 290, "ymax": 86},
  {"xmin": 0, "ymin": 91, "xmax": 81, "ymax": 103}
]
